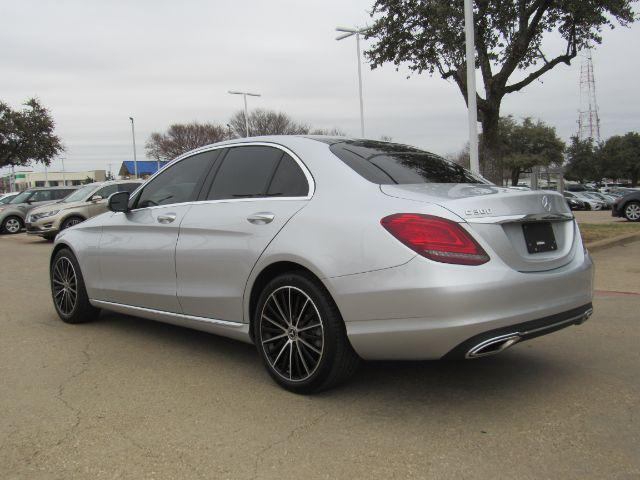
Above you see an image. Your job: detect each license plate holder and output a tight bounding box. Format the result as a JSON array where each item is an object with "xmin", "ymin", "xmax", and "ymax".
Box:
[{"xmin": 522, "ymin": 222, "xmax": 557, "ymax": 254}]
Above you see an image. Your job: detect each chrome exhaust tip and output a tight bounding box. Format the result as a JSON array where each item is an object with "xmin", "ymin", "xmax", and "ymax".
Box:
[
  {"xmin": 465, "ymin": 333, "xmax": 521, "ymax": 359},
  {"xmin": 578, "ymin": 307, "xmax": 594, "ymax": 324}
]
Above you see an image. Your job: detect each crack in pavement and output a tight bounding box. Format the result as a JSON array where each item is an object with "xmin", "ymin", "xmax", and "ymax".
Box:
[
  {"xmin": 51, "ymin": 337, "xmax": 96, "ymax": 449},
  {"xmin": 251, "ymin": 409, "xmax": 329, "ymax": 480}
]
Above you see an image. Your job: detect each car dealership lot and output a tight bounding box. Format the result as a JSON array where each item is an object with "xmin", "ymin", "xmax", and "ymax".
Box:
[{"xmin": 1, "ymin": 234, "xmax": 639, "ymax": 479}]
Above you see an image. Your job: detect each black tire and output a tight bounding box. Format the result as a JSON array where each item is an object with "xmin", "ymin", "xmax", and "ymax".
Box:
[
  {"xmin": 61, "ymin": 216, "xmax": 85, "ymax": 231},
  {"xmin": 50, "ymin": 248, "xmax": 100, "ymax": 324},
  {"xmin": 623, "ymin": 201, "xmax": 640, "ymax": 222},
  {"xmin": 1, "ymin": 215, "xmax": 23, "ymax": 234},
  {"xmin": 253, "ymin": 271, "xmax": 360, "ymax": 394}
]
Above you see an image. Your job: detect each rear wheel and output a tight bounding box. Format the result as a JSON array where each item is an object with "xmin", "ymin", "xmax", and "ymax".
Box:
[
  {"xmin": 1, "ymin": 216, "xmax": 22, "ymax": 234},
  {"xmin": 50, "ymin": 248, "xmax": 100, "ymax": 323},
  {"xmin": 624, "ymin": 201, "xmax": 640, "ymax": 222},
  {"xmin": 253, "ymin": 272, "xmax": 359, "ymax": 393}
]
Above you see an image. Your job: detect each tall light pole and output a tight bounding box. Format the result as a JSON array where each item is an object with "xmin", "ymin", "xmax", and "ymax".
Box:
[
  {"xmin": 129, "ymin": 116, "xmax": 138, "ymax": 179},
  {"xmin": 336, "ymin": 26, "xmax": 367, "ymax": 138},
  {"xmin": 228, "ymin": 91, "xmax": 261, "ymax": 137},
  {"xmin": 463, "ymin": 0, "xmax": 480, "ymax": 174},
  {"xmin": 61, "ymin": 157, "xmax": 66, "ymax": 186}
]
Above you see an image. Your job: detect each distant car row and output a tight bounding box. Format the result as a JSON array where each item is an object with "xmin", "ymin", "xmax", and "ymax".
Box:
[{"xmin": 0, "ymin": 180, "xmax": 142, "ymax": 237}]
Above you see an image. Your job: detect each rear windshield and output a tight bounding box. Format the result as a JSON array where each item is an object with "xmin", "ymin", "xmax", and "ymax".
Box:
[{"xmin": 329, "ymin": 140, "xmax": 486, "ymax": 185}]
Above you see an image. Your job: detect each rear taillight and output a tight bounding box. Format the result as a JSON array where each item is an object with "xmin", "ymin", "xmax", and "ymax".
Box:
[{"xmin": 381, "ymin": 213, "xmax": 489, "ymax": 266}]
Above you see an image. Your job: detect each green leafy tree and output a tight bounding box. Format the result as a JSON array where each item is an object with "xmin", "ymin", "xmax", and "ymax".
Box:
[
  {"xmin": 600, "ymin": 132, "xmax": 640, "ymax": 186},
  {"xmin": 564, "ymin": 136, "xmax": 600, "ymax": 183},
  {"xmin": 365, "ymin": 0, "xmax": 636, "ymax": 182},
  {"xmin": 497, "ymin": 116, "xmax": 564, "ymax": 186},
  {"xmin": 0, "ymin": 98, "xmax": 64, "ymax": 169},
  {"xmin": 145, "ymin": 122, "xmax": 228, "ymax": 161}
]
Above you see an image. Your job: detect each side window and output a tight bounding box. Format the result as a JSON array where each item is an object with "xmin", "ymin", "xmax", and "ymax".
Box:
[
  {"xmin": 31, "ymin": 190, "xmax": 54, "ymax": 202},
  {"xmin": 118, "ymin": 183, "xmax": 141, "ymax": 194},
  {"xmin": 206, "ymin": 146, "xmax": 283, "ymax": 200},
  {"xmin": 136, "ymin": 152, "xmax": 213, "ymax": 208},
  {"xmin": 267, "ymin": 153, "xmax": 309, "ymax": 197},
  {"xmin": 94, "ymin": 185, "xmax": 118, "ymax": 199}
]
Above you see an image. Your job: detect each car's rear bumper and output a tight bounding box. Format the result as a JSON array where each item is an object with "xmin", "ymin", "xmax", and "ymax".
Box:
[{"xmin": 329, "ymin": 248, "xmax": 594, "ymax": 360}]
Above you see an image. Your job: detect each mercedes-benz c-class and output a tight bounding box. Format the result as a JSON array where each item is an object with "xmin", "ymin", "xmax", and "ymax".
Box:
[{"xmin": 50, "ymin": 137, "xmax": 594, "ymax": 393}]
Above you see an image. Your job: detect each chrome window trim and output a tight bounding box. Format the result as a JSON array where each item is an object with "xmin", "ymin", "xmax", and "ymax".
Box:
[{"xmin": 127, "ymin": 141, "xmax": 315, "ymax": 212}]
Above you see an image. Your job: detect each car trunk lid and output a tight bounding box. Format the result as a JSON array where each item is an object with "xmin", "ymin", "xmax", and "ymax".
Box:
[{"xmin": 380, "ymin": 184, "xmax": 578, "ymax": 272}]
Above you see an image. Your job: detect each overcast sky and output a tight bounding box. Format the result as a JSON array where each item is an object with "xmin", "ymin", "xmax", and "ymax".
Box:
[{"xmin": 2, "ymin": 0, "xmax": 639, "ymax": 176}]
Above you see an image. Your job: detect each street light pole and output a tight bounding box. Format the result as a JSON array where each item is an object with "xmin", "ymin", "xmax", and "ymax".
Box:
[
  {"xmin": 61, "ymin": 157, "xmax": 66, "ymax": 186},
  {"xmin": 336, "ymin": 26, "xmax": 367, "ymax": 138},
  {"xmin": 463, "ymin": 0, "xmax": 480, "ymax": 174},
  {"xmin": 129, "ymin": 116, "xmax": 138, "ymax": 179},
  {"xmin": 228, "ymin": 91, "xmax": 261, "ymax": 137}
]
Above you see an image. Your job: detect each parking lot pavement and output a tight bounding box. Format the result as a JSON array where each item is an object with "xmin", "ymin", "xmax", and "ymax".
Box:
[{"xmin": 1, "ymin": 234, "xmax": 639, "ymax": 480}]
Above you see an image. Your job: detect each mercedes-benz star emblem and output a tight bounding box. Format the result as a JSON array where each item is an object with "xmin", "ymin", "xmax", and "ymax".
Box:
[{"xmin": 541, "ymin": 195, "xmax": 551, "ymax": 212}]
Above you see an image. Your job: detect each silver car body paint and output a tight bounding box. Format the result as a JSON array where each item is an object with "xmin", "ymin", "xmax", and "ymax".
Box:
[{"xmin": 55, "ymin": 136, "xmax": 594, "ymax": 359}]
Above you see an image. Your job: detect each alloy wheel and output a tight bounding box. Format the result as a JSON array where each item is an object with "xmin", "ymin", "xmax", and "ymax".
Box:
[
  {"xmin": 63, "ymin": 218, "xmax": 82, "ymax": 229},
  {"xmin": 259, "ymin": 286, "xmax": 324, "ymax": 382},
  {"xmin": 4, "ymin": 218, "xmax": 21, "ymax": 233},
  {"xmin": 625, "ymin": 203, "xmax": 640, "ymax": 221},
  {"xmin": 52, "ymin": 257, "xmax": 78, "ymax": 316}
]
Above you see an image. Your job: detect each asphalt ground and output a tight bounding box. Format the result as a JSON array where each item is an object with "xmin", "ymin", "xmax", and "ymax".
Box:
[{"xmin": 1, "ymin": 233, "xmax": 638, "ymax": 479}]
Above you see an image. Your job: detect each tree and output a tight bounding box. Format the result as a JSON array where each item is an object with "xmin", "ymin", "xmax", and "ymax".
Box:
[
  {"xmin": 564, "ymin": 135, "xmax": 600, "ymax": 183},
  {"xmin": 309, "ymin": 127, "xmax": 347, "ymax": 136},
  {"xmin": 229, "ymin": 109, "xmax": 311, "ymax": 137},
  {"xmin": 0, "ymin": 98, "xmax": 64, "ymax": 169},
  {"xmin": 497, "ymin": 116, "xmax": 564, "ymax": 186},
  {"xmin": 600, "ymin": 132, "xmax": 640, "ymax": 186},
  {"xmin": 366, "ymin": 0, "xmax": 636, "ymax": 182},
  {"xmin": 145, "ymin": 122, "xmax": 228, "ymax": 161}
]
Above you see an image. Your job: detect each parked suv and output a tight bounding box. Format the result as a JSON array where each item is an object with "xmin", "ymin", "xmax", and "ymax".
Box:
[
  {"xmin": 26, "ymin": 180, "xmax": 142, "ymax": 239},
  {"xmin": 0, "ymin": 186, "xmax": 76, "ymax": 234}
]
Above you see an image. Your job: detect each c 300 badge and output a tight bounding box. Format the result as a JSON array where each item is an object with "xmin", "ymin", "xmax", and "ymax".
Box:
[{"xmin": 464, "ymin": 208, "xmax": 492, "ymax": 216}]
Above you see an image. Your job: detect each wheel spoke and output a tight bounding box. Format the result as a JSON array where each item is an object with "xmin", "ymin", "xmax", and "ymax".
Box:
[
  {"xmin": 298, "ymin": 337, "xmax": 321, "ymax": 356},
  {"xmin": 272, "ymin": 340, "xmax": 290, "ymax": 367},
  {"xmin": 262, "ymin": 332, "xmax": 288, "ymax": 345},
  {"xmin": 297, "ymin": 322, "xmax": 321, "ymax": 333},
  {"xmin": 262, "ymin": 314, "xmax": 287, "ymax": 332},
  {"xmin": 294, "ymin": 298, "xmax": 309, "ymax": 327},
  {"xmin": 296, "ymin": 342, "xmax": 310, "ymax": 376},
  {"xmin": 271, "ymin": 294, "xmax": 290, "ymax": 326}
]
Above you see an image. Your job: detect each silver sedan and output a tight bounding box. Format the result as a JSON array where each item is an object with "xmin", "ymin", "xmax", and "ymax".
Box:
[{"xmin": 49, "ymin": 136, "xmax": 594, "ymax": 393}]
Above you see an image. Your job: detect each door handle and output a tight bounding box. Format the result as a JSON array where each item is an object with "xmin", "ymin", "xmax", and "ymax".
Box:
[
  {"xmin": 247, "ymin": 212, "xmax": 275, "ymax": 225},
  {"xmin": 157, "ymin": 213, "xmax": 176, "ymax": 224}
]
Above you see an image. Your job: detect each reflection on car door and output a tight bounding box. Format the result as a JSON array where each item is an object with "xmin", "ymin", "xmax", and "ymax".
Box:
[
  {"xmin": 176, "ymin": 146, "xmax": 311, "ymax": 321},
  {"xmin": 97, "ymin": 151, "xmax": 217, "ymax": 312}
]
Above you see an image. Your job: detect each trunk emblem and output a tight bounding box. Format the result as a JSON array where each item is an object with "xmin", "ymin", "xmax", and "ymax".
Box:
[
  {"xmin": 541, "ymin": 195, "xmax": 551, "ymax": 212},
  {"xmin": 464, "ymin": 208, "xmax": 492, "ymax": 216}
]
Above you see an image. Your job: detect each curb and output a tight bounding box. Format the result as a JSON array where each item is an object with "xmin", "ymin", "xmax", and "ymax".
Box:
[{"xmin": 585, "ymin": 232, "xmax": 640, "ymax": 253}]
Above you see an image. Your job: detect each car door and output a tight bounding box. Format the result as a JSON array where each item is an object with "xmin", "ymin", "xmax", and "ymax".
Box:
[
  {"xmin": 25, "ymin": 189, "xmax": 55, "ymax": 212},
  {"xmin": 98, "ymin": 151, "xmax": 217, "ymax": 312},
  {"xmin": 176, "ymin": 145, "xmax": 312, "ymax": 322},
  {"xmin": 86, "ymin": 184, "xmax": 118, "ymax": 217}
]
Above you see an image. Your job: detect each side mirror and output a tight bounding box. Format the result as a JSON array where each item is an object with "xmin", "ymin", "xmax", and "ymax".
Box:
[
  {"xmin": 108, "ymin": 191, "xmax": 130, "ymax": 213},
  {"xmin": 90, "ymin": 195, "xmax": 103, "ymax": 203}
]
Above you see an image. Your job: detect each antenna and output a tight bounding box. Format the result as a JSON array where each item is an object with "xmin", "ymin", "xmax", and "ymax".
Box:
[{"xmin": 577, "ymin": 46, "xmax": 601, "ymax": 142}]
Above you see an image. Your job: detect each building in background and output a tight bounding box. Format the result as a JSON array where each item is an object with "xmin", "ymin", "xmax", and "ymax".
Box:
[
  {"xmin": 119, "ymin": 161, "xmax": 169, "ymax": 179},
  {"xmin": 0, "ymin": 170, "xmax": 106, "ymax": 193}
]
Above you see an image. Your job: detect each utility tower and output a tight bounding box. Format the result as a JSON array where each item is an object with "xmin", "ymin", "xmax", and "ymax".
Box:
[{"xmin": 577, "ymin": 47, "xmax": 601, "ymax": 141}]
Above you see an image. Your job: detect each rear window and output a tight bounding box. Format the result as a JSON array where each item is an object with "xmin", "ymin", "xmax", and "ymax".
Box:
[{"xmin": 329, "ymin": 140, "xmax": 485, "ymax": 185}]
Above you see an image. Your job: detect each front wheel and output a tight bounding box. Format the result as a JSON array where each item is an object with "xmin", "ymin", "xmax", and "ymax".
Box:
[
  {"xmin": 61, "ymin": 216, "xmax": 84, "ymax": 231},
  {"xmin": 253, "ymin": 272, "xmax": 360, "ymax": 393},
  {"xmin": 1, "ymin": 216, "xmax": 23, "ymax": 234},
  {"xmin": 50, "ymin": 248, "xmax": 100, "ymax": 323},
  {"xmin": 624, "ymin": 201, "xmax": 640, "ymax": 222}
]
